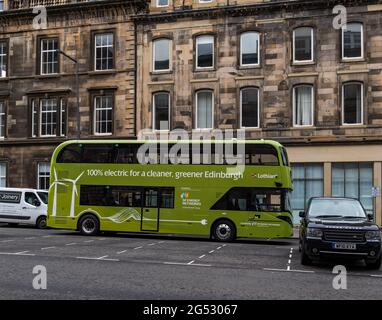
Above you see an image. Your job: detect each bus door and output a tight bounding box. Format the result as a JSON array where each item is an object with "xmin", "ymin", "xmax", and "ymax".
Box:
[{"xmin": 141, "ymin": 187, "xmax": 160, "ymax": 232}]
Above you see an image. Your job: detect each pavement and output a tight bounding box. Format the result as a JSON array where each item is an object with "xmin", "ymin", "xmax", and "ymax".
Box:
[{"xmin": 0, "ymin": 223, "xmax": 381, "ymax": 300}]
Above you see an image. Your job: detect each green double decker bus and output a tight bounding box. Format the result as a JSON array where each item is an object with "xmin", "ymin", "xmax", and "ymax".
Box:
[{"xmin": 47, "ymin": 139, "xmax": 293, "ymax": 241}]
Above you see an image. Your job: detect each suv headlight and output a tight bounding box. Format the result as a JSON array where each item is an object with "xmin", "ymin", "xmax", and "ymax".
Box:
[
  {"xmin": 307, "ymin": 228, "xmax": 323, "ymax": 238},
  {"xmin": 365, "ymin": 231, "xmax": 381, "ymax": 240}
]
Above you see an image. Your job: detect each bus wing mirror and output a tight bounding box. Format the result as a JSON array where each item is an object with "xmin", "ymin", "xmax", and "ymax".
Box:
[
  {"xmin": 299, "ymin": 211, "xmax": 306, "ymax": 218},
  {"xmin": 367, "ymin": 213, "xmax": 374, "ymax": 221}
]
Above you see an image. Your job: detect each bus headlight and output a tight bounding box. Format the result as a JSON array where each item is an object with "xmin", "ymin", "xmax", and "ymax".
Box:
[
  {"xmin": 307, "ymin": 228, "xmax": 323, "ymax": 238},
  {"xmin": 365, "ymin": 231, "xmax": 381, "ymax": 241}
]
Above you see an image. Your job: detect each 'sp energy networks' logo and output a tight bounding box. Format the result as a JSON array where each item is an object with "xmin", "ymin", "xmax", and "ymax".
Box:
[{"xmin": 180, "ymin": 191, "xmax": 201, "ymax": 208}]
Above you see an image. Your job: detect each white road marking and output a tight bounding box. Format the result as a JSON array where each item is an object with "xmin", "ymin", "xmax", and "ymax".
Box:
[
  {"xmin": 98, "ymin": 238, "xmax": 106, "ymax": 241},
  {"xmin": 287, "ymin": 265, "xmax": 291, "ymax": 271},
  {"xmin": 134, "ymin": 246, "xmax": 143, "ymax": 250},
  {"xmin": 25, "ymin": 237, "xmax": 35, "ymax": 240},
  {"xmin": 84, "ymin": 240, "xmax": 94, "ymax": 243},
  {"xmin": 65, "ymin": 243, "xmax": 76, "ymax": 246},
  {"xmin": 222, "ymin": 244, "xmax": 227, "ymax": 247},
  {"xmin": 1, "ymin": 240, "xmax": 14, "ymax": 243},
  {"xmin": 0, "ymin": 252, "xmax": 36, "ymax": 256},
  {"xmin": 209, "ymin": 250, "xmax": 214, "ymax": 254},
  {"xmin": 117, "ymin": 250, "xmax": 127, "ymax": 255},
  {"xmin": 199, "ymin": 255, "xmax": 206, "ymax": 259},
  {"xmin": 164, "ymin": 262, "xmax": 211, "ymax": 267},
  {"xmin": 148, "ymin": 243, "xmax": 156, "ymax": 246},
  {"xmin": 76, "ymin": 256, "xmax": 119, "ymax": 262},
  {"xmin": 370, "ymin": 275, "xmax": 382, "ymax": 278},
  {"xmin": 188, "ymin": 260, "xmax": 195, "ymax": 265},
  {"xmin": 41, "ymin": 247, "xmax": 56, "ymax": 250},
  {"xmin": 42, "ymin": 235, "xmax": 52, "ymax": 238},
  {"xmin": 158, "ymin": 241, "xmax": 165, "ymax": 244},
  {"xmin": 263, "ymin": 268, "xmax": 315, "ymax": 274},
  {"xmin": 217, "ymin": 247, "xmax": 222, "ymax": 250},
  {"xmin": 16, "ymin": 251, "xmax": 30, "ymax": 254}
]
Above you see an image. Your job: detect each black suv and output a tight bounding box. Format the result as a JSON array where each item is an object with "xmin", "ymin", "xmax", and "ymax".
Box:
[{"xmin": 299, "ymin": 197, "xmax": 381, "ymax": 269}]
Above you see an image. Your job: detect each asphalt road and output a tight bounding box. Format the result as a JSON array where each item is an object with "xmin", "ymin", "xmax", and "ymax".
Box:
[{"xmin": 0, "ymin": 224, "xmax": 381, "ymax": 300}]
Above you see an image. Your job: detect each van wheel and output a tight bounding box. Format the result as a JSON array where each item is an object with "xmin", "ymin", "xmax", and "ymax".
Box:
[
  {"xmin": 78, "ymin": 215, "xmax": 100, "ymax": 236},
  {"xmin": 8, "ymin": 223, "xmax": 18, "ymax": 227},
  {"xmin": 212, "ymin": 220, "xmax": 236, "ymax": 242},
  {"xmin": 36, "ymin": 216, "xmax": 47, "ymax": 229}
]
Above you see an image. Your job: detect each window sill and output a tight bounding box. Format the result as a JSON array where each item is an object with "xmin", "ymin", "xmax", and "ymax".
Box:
[
  {"xmin": 238, "ymin": 65, "xmax": 261, "ymax": 70},
  {"xmin": 35, "ymin": 74, "xmax": 61, "ymax": 79},
  {"xmin": 0, "ymin": 77, "xmax": 9, "ymax": 82},
  {"xmin": 290, "ymin": 126, "xmax": 316, "ymax": 130},
  {"xmin": 340, "ymin": 124, "xmax": 366, "ymax": 128},
  {"xmin": 341, "ymin": 58, "xmax": 366, "ymax": 63},
  {"xmin": 194, "ymin": 68, "xmax": 216, "ymax": 73},
  {"xmin": 291, "ymin": 61, "xmax": 315, "ymax": 66},
  {"xmin": 88, "ymin": 70, "xmax": 117, "ymax": 76},
  {"xmin": 150, "ymin": 70, "xmax": 173, "ymax": 76}
]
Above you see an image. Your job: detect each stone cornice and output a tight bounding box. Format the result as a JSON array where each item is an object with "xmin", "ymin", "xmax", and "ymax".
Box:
[
  {"xmin": 135, "ymin": 0, "xmax": 381, "ymax": 23},
  {"xmin": 0, "ymin": 0, "xmax": 147, "ymax": 26}
]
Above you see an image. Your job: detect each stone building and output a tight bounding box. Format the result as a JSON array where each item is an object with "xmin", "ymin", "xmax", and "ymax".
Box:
[
  {"xmin": 135, "ymin": 0, "xmax": 382, "ymax": 224},
  {"xmin": 0, "ymin": 0, "xmax": 145, "ymax": 189}
]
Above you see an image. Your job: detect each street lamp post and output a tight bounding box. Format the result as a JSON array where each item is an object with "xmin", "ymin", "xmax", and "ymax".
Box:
[{"xmin": 56, "ymin": 49, "xmax": 80, "ymax": 140}]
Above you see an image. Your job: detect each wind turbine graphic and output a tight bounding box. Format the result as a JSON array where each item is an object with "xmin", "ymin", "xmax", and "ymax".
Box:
[
  {"xmin": 63, "ymin": 171, "xmax": 84, "ymax": 218},
  {"xmin": 48, "ymin": 168, "xmax": 67, "ymax": 217}
]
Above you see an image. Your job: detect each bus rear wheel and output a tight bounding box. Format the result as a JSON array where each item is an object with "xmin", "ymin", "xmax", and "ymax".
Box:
[
  {"xmin": 212, "ymin": 220, "xmax": 236, "ymax": 242},
  {"xmin": 78, "ymin": 214, "xmax": 100, "ymax": 236}
]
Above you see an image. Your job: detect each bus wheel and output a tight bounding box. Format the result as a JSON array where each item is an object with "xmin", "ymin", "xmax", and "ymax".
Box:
[
  {"xmin": 212, "ymin": 220, "xmax": 236, "ymax": 242},
  {"xmin": 78, "ymin": 214, "xmax": 100, "ymax": 236}
]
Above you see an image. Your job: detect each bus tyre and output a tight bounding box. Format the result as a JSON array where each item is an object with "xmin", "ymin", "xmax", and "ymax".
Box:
[
  {"xmin": 79, "ymin": 215, "xmax": 100, "ymax": 236},
  {"xmin": 36, "ymin": 216, "xmax": 47, "ymax": 229},
  {"xmin": 212, "ymin": 220, "xmax": 236, "ymax": 242}
]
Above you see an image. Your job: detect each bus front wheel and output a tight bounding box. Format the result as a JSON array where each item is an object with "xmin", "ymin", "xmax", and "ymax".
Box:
[
  {"xmin": 212, "ymin": 220, "xmax": 236, "ymax": 242},
  {"xmin": 78, "ymin": 214, "xmax": 100, "ymax": 236}
]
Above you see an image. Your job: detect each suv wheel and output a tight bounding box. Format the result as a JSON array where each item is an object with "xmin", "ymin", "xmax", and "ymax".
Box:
[
  {"xmin": 365, "ymin": 255, "xmax": 382, "ymax": 270},
  {"xmin": 300, "ymin": 245, "xmax": 313, "ymax": 266}
]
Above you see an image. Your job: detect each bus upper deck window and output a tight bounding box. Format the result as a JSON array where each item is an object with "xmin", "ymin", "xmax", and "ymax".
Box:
[
  {"xmin": 245, "ymin": 145, "xmax": 279, "ymax": 166},
  {"xmin": 57, "ymin": 145, "xmax": 82, "ymax": 163}
]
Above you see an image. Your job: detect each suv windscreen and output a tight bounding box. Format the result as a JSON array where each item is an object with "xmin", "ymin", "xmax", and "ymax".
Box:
[
  {"xmin": 308, "ymin": 199, "xmax": 367, "ymax": 218},
  {"xmin": 37, "ymin": 192, "xmax": 48, "ymax": 205}
]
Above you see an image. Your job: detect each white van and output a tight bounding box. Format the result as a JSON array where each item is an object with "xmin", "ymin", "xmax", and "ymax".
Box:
[{"xmin": 0, "ymin": 188, "xmax": 48, "ymax": 229}]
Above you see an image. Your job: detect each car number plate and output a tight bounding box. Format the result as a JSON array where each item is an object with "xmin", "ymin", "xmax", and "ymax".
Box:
[{"xmin": 333, "ymin": 243, "xmax": 357, "ymax": 250}]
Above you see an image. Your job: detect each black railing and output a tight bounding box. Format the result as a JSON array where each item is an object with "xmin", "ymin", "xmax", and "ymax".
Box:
[{"xmin": 9, "ymin": 0, "xmax": 93, "ymax": 9}]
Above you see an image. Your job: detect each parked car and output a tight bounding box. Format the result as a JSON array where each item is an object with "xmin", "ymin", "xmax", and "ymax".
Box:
[
  {"xmin": 299, "ymin": 197, "xmax": 381, "ymax": 269},
  {"xmin": 0, "ymin": 188, "xmax": 48, "ymax": 229}
]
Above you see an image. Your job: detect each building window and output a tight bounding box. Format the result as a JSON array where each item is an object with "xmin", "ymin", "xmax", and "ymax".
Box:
[
  {"xmin": 0, "ymin": 163, "xmax": 5, "ymax": 187},
  {"xmin": 293, "ymin": 85, "xmax": 314, "ymax": 126},
  {"xmin": 196, "ymin": 90, "xmax": 213, "ymax": 129},
  {"xmin": 332, "ymin": 163, "xmax": 373, "ymax": 216},
  {"xmin": 94, "ymin": 95, "xmax": 113, "ymax": 135},
  {"xmin": 40, "ymin": 38, "xmax": 59, "ymax": 75},
  {"xmin": 40, "ymin": 99, "xmax": 57, "ymax": 137},
  {"xmin": 293, "ymin": 27, "xmax": 313, "ymax": 63},
  {"xmin": 153, "ymin": 92, "xmax": 170, "ymax": 131},
  {"xmin": 95, "ymin": 33, "xmax": 114, "ymax": 71},
  {"xmin": 342, "ymin": 23, "xmax": 363, "ymax": 60},
  {"xmin": 240, "ymin": 87, "xmax": 259, "ymax": 128},
  {"xmin": 31, "ymin": 97, "xmax": 67, "ymax": 138},
  {"xmin": 196, "ymin": 35, "xmax": 214, "ymax": 69},
  {"xmin": 240, "ymin": 32, "xmax": 260, "ymax": 66},
  {"xmin": 156, "ymin": 0, "xmax": 169, "ymax": 7},
  {"xmin": 0, "ymin": 100, "xmax": 5, "ymax": 138},
  {"xmin": 0, "ymin": 41, "xmax": 7, "ymax": 77},
  {"xmin": 0, "ymin": 1, "xmax": 4, "ymax": 11},
  {"xmin": 291, "ymin": 163, "xmax": 324, "ymax": 224},
  {"xmin": 342, "ymin": 82, "xmax": 363, "ymax": 125},
  {"xmin": 153, "ymin": 38, "xmax": 170, "ymax": 71},
  {"xmin": 37, "ymin": 162, "xmax": 50, "ymax": 190}
]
